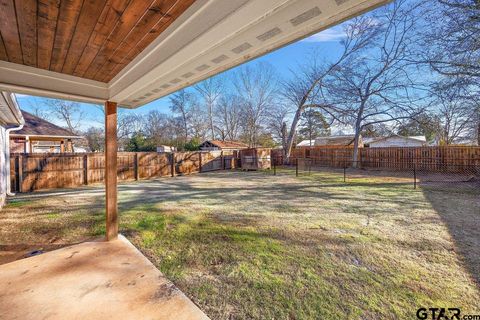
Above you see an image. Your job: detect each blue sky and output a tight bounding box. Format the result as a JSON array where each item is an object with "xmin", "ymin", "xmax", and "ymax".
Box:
[{"xmin": 16, "ymin": 26, "xmax": 346, "ymax": 130}]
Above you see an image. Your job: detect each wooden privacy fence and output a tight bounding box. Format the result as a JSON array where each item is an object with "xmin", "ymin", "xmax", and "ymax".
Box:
[
  {"xmin": 10, "ymin": 151, "xmax": 236, "ymax": 192},
  {"xmin": 287, "ymin": 146, "xmax": 480, "ymax": 171}
]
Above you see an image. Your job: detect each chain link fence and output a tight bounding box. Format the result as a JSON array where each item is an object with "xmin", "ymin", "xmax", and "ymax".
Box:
[{"xmin": 267, "ymin": 156, "xmax": 480, "ymax": 194}]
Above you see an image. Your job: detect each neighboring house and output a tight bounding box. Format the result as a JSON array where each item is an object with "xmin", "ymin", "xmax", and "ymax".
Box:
[
  {"xmin": 366, "ymin": 135, "xmax": 427, "ymax": 148},
  {"xmin": 9, "ymin": 111, "xmax": 82, "ymax": 153},
  {"xmin": 314, "ymin": 135, "xmax": 362, "ymax": 148},
  {"xmin": 199, "ymin": 140, "xmax": 249, "ymax": 151},
  {"xmin": 296, "ymin": 140, "xmax": 315, "ymax": 147},
  {"xmin": 0, "ymin": 92, "xmax": 23, "ymax": 209},
  {"xmin": 157, "ymin": 145, "xmax": 176, "ymax": 153}
]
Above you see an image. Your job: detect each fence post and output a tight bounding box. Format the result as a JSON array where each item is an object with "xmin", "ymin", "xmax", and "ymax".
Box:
[
  {"xmin": 273, "ymin": 159, "xmax": 276, "ymax": 175},
  {"xmin": 83, "ymin": 154, "xmax": 89, "ymax": 185},
  {"xmin": 199, "ymin": 152, "xmax": 202, "ymax": 173},
  {"xmin": 221, "ymin": 151, "xmax": 225, "ymax": 170},
  {"xmin": 295, "ymin": 158, "xmax": 299, "ymax": 177},
  {"xmin": 343, "ymin": 164, "xmax": 346, "ymax": 183},
  {"xmin": 18, "ymin": 155, "xmax": 23, "ymax": 193},
  {"xmin": 134, "ymin": 153, "xmax": 139, "ymax": 181},
  {"xmin": 413, "ymin": 164, "xmax": 417, "ymax": 189},
  {"xmin": 171, "ymin": 153, "xmax": 176, "ymax": 177}
]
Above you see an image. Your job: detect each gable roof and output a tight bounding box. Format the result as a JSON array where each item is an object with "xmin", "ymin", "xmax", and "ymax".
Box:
[
  {"xmin": 10, "ymin": 111, "xmax": 80, "ymax": 138},
  {"xmin": 368, "ymin": 135, "xmax": 427, "ymax": 144},
  {"xmin": 315, "ymin": 135, "xmax": 358, "ymax": 146},
  {"xmin": 297, "ymin": 140, "xmax": 315, "ymax": 147},
  {"xmin": 202, "ymin": 140, "xmax": 249, "ymax": 149}
]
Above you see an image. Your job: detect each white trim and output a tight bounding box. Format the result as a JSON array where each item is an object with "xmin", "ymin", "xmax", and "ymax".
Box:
[
  {"xmin": 0, "ymin": 61, "xmax": 109, "ymax": 105},
  {"xmin": 9, "ymin": 134, "xmax": 82, "ymax": 139}
]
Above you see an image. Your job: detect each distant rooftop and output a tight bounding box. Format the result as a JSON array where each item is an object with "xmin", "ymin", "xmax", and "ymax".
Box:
[
  {"xmin": 10, "ymin": 111, "xmax": 80, "ymax": 138},
  {"xmin": 202, "ymin": 140, "xmax": 249, "ymax": 149}
]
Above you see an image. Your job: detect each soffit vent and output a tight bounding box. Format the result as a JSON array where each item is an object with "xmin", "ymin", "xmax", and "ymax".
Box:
[
  {"xmin": 170, "ymin": 78, "xmax": 182, "ymax": 84},
  {"xmin": 211, "ymin": 54, "xmax": 229, "ymax": 64},
  {"xmin": 182, "ymin": 72, "xmax": 194, "ymax": 78},
  {"xmin": 160, "ymin": 84, "xmax": 171, "ymax": 89},
  {"xmin": 196, "ymin": 64, "xmax": 210, "ymax": 71},
  {"xmin": 256, "ymin": 27, "xmax": 282, "ymax": 41},
  {"xmin": 290, "ymin": 7, "xmax": 321, "ymax": 26},
  {"xmin": 231, "ymin": 42, "xmax": 252, "ymax": 54},
  {"xmin": 335, "ymin": 0, "xmax": 350, "ymax": 5}
]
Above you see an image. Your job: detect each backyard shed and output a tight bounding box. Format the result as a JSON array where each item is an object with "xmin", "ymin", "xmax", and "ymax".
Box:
[
  {"xmin": 239, "ymin": 148, "xmax": 271, "ymax": 170},
  {"xmin": 200, "ymin": 140, "xmax": 249, "ymax": 151}
]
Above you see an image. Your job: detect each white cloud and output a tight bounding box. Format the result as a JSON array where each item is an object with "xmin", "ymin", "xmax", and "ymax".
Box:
[{"xmin": 303, "ymin": 27, "xmax": 346, "ymax": 43}]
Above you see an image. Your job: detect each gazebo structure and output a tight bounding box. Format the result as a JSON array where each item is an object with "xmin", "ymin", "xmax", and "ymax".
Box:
[{"xmin": 0, "ymin": 0, "xmax": 389, "ymax": 318}]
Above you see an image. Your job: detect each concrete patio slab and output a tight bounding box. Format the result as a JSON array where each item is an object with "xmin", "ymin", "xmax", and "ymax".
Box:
[{"xmin": 0, "ymin": 235, "xmax": 209, "ymax": 320}]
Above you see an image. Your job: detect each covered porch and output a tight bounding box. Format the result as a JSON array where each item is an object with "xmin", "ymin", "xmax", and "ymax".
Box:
[{"xmin": 0, "ymin": 0, "xmax": 388, "ymax": 318}]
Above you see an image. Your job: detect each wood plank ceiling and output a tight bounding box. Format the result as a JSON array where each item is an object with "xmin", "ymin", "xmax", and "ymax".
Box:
[{"xmin": 0, "ymin": 0, "xmax": 195, "ymax": 83}]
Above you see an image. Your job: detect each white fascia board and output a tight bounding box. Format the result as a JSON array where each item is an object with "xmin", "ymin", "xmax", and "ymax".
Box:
[
  {"xmin": 9, "ymin": 134, "xmax": 82, "ymax": 139},
  {"xmin": 0, "ymin": 61, "xmax": 109, "ymax": 105},
  {"xmin": 0, "ymin": 91, "xmax": 23, "ymax": 126},
  {"xmin": 110, "ymin": 0, "xmax": 390, "ymax": 108}
]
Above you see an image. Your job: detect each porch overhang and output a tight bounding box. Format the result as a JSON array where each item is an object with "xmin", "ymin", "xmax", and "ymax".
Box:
[{"xmin": 0, "ymin": 0, "xmax": 390, "ymax": 108}]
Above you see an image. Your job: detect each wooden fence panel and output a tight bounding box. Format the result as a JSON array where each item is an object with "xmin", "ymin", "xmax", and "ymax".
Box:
[
  {"xmin": 200, "ymin": 151, "xmax": 223, "ymax": 172},
  {"xmin": 9, "ymin": 151, "xmax": 227, "ymax": 192},
  {"xmin": 288, "ymin": 146, "xmax": 480, "ymax": 171},
  {"xmin": 137, "ymin": 152, "xmax": 170, "ymax": 179}
]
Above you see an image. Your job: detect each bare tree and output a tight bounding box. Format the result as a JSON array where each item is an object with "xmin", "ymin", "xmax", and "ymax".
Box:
[
  {"xmin": 281, "ymin": 15, "xmax": 381, "ymax": 160},
  {"xmin": 432, "ymin": 87, "xmax": 479, "ymax": 145},
  {"xmin": 417, "ymin": 0, "xmax": 480, "ymax": 145},
  {"xmin": 321, "ymin": 0, "xmax": 426, "ymax": 163},
  {"xmin": 420, "ymin": 0, "xmax": 480, "ymax": 79},
  {"xmin": 47, "ymin": 99, "xmax": 85, "ymax": 133},
  {"xmin": 195, "ymin": 77, "xmax": 224, "ymax": 140},
  {"xmin": 117, "ymin": 112, "xmax": 143, "ymax": 149},
  {"xmin": 215, "ymin": 94, "xmax": 242, "ymax": 141},
  {"xmin": 26, "ymin": 98, "xmax": 52, "ymax": 121},
  {"xmin": 169, "ymin": 89, "xmax": 195, "ymax": 141},
  {"xmin": 266, "ymin": 103, "xmax": 292, "ymax": 149},
  {"xmin": 84, "ymin": 127, "xmax": 104, "ymax": 152},
  {"xmin": 233, "ymin": 62, "xmax": 278, "ymax": 147},
  {"xmin": 189, "ymin": 102, "xmax": 209, "ymax": 140}
]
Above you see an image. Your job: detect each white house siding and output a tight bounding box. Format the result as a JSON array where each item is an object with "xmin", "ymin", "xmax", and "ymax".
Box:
[
  {"xmin": 0, "ymin": 126, "xmax": 7, "ymax": 208},
  {"xmin": 369, "ymin": 136, "xmax": 424, "ymax": 148}
]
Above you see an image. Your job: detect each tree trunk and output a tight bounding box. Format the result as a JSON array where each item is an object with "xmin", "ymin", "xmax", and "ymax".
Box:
[
  {"xmin": 208, "ymin": 103, "xmax": 215, "ymax": 140},
  {"xmin": 284, "ymin": 106, "xmax": 303, "ymax": 164},
  {"xmin": 352, "ymin": 103, "xmax": 365, "ymax": 167},
  {"xmin": 352, "ymin": 129, "xmax": 361, "ymax": 168}
]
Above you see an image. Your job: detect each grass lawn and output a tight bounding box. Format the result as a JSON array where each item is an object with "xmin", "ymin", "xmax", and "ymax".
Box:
[{"xmin": 0, "ymin": 169, "xmax": 479, "ymax": 319}]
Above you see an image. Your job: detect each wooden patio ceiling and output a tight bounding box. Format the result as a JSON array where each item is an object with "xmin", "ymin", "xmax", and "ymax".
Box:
[
  {"xmin": 0, "ymin": 0, "xmax": 195, "ymax": 83},
  {"xmin": 0, "ymin": 0, "xmax": 390, "ymax": 108}
]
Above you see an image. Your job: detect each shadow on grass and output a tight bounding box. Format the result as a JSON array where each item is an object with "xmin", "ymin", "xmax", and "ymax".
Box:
[{"xmin": 422, "ymin": 189, "xmax": 480, "ymax": 287}]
